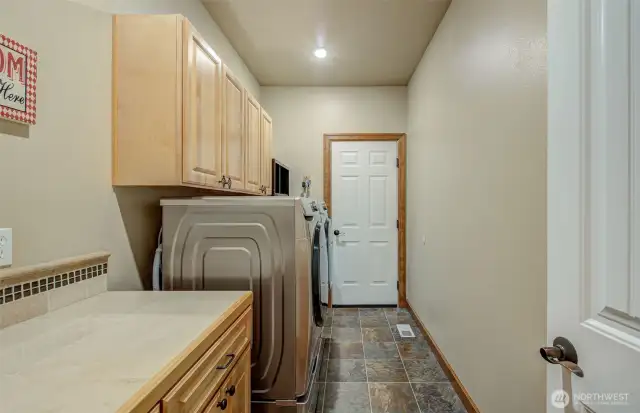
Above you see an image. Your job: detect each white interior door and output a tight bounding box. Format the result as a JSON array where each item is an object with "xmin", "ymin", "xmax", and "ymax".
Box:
[
  {"xmin": 548, "ymin": 1, "xmax": 640, "ymax": 412},
  {"xmin": 331, "ymin": 140, "xmax": 398, "ymax": 305}
]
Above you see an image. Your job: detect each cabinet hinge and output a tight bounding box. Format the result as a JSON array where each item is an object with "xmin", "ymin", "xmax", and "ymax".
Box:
[
  {"xmin": 396, "ymin": 219, "xmax": 399, "ymax": 229},
  {"xmin": 396, "ymin": 157, "xmax": 399, "ymax": 168},
  {"xmin": 397, "ymin": 281, "xmax": 399, "ymax": 290}
]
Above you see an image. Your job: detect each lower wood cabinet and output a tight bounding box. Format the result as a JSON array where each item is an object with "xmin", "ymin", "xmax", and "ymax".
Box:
[
  {"xmin": 161, "ymin": 308, "xmax": 252, "ymax": 413},
  {"xmin": 129, "ymin": 295, "xmax": 252, "ymax": 413}
]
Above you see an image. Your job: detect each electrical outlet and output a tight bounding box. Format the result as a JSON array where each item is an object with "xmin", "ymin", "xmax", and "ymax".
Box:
[{"xmin": 0, "ymin": 228, "xmax": 13, "ymax": 267}]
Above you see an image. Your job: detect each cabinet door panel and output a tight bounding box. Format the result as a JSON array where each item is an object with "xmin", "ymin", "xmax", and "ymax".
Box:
[
  {"xmin": 260, "ymin": 110, "xmax": 273, "ymax": 195},
  {"xmin": 202, "ymin": 384, "xmax": 225, "ymax": 413},
  {"xmin": 245, "ymin": 93, "xmax": 261, "ymax": 193},
  {"xmin": 222, "ymin": 66, "xmax": 245, "ymax": 190},
  {"xmin": 230, "ymin": 349, "xmax": 250, "ymax": 413},
  {"xmin": 183, "ymin": 22, "xmax": 222, "ymax": 187}
]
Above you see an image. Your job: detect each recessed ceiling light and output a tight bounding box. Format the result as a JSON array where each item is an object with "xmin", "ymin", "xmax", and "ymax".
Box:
[{"xmin": 314, "ymin": 48, "xmax": 327, "ymax": 59}]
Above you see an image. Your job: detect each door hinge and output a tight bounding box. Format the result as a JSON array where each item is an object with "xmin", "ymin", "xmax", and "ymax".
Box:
[
  {"xmin": 397, "ymin": 281, "xmax": 399, "ymax": 290},
  {"xmin": 396, "ymin": 157, "xmax": 399, "ymax": 168},
  {"xmin": 396, "ymin": 219, "xmax": 399, "ymax": 229}
]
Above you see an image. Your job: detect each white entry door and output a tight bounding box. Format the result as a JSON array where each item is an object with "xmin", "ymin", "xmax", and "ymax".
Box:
[
  {"xmin": 331, "ymin": 140, "xmax": 398, "ymax": 305},
  {"xmin": 547, "ymin": 1, "xmax": 640, "ymax": 412}
]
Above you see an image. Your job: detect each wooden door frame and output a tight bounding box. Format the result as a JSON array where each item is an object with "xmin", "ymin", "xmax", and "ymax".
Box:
[{"xmin": 323, "ymin": 133, "xmax": 407, "ymax": 308}]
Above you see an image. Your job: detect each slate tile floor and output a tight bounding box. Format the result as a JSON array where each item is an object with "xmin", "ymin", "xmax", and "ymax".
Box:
[{"xmin": 318, "ymin": 307, "xmax": 466, "ymax": 413}]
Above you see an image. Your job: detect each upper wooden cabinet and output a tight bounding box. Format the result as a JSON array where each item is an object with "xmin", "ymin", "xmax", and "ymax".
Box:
[
  {"xmin": 260, "ymin": 110, "xmax": 273, "ymax": 195},
  {"xmin": 244, "ymin": 92, "xmax": 261, "ymax": 194},
  {"xmin": 182, "ymin": 21, "xmax": 223, "ymax": 188},
  {"xmin": 222, "ymin": 66, "xmax": 245, "ymax": 191},
  {"xmin": 112, "ymin": 15, "xmax": 185, "ymax": 186},
  {"xmin": 112, "ymin": 15, "xmax": 272, "ymax": 195}
]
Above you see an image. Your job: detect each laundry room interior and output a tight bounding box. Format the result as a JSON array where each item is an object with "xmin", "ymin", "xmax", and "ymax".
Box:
[{"xmin": 6, "ymin": 0, "xmax": 631, "ymax": 412}]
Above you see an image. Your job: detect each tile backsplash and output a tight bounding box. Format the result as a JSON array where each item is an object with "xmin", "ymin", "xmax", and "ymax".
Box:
[
  {"xmin": 0, "ymin": 252, "xmax": 109, "ymax": 329},
  {"xmin": 1, "ymin": 262, "xmax": 107, "ymax": 305}
]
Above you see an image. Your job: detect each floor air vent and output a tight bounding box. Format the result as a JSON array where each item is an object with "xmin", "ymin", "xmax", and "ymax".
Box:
[{"xmin": 396, "ymin": 324, "xmax": 415, "ymax": 338}]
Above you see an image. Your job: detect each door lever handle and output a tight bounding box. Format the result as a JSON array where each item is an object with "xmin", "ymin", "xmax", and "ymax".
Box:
[
  {"xmin": 540, "ymin": 337, "xmax": 584, "ymax": 378},
  {"xmin": 557, "ymin": 360, "xmax": 584, "ymax": 377}
]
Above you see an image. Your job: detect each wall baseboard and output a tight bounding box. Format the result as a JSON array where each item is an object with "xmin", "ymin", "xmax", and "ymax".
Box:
[{"xmin": 407, "ymin": 300, "xmax": 481, "ymax": 413}]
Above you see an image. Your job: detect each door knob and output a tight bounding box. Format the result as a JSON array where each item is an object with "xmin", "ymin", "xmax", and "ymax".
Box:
[
  {"xmin": 333, "ymin": 229, "xmax": 344, "ymax": 236},
  {"xmin": 225, "ymin": 385, "xmax": 236, "ymax": 396},
  {"xmin": 217, "ymin": 399, "xmax": 228, "ymax": 410},
  {"xmin": 540, "ymin": 336, "xmax": 584, "ymax": 377}
]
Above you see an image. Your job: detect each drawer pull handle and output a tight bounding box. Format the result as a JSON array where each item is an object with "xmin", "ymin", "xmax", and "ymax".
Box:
[
  {"xmin": 225, "ymin": 385, "xmax": 236, "ymax": 396},
  {"xmin": 217, "ymin": 399, "xmax": 228, "ymax": 410},
  {"xmin": 216, "ymin": 354, "xmax": 235, "ymax": 370}
]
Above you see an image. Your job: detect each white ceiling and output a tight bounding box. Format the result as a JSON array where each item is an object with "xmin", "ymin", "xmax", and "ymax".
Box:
[{"xmin": 201, "ymin": 0, "xmax": 451, "ymax": 86}]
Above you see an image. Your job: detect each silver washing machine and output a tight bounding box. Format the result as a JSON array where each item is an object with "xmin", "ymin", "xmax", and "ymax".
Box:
[{"xmin": 161, "ymin": 197, "xmax": 325, "ymax": 413}]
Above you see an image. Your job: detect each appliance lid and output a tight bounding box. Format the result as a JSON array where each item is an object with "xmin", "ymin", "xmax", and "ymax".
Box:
[{"xmin": 160, "ymin": 196, "xmax": 298, "ymax": 207}]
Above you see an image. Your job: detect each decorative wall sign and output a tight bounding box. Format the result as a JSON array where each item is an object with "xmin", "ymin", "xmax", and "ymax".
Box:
[{"xmin": 0, "ymin": 34, "xmax": 37, "ymax": 125}]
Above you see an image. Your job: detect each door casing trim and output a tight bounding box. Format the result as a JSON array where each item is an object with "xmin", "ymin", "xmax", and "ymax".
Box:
[{"xmin": 323, "ymin": 133, "xmax": 407, "ymax": 308}]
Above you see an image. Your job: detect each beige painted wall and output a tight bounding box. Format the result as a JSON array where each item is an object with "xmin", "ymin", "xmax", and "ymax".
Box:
[
  {"xmin": 68, "ymin": 0, "xmax": 260, "ymax": 97},
  {"xmin": 260, "ymin": 87, "xmax": 407, "ymax": 199},
  {"xmin": 406, "ymin": 0, "xmax": 547, "ymax": 412},
  {"xmin": 0, "ymin": 0, "xmax": 230, "ymax": 291},
  {"xmin": 0, "ymin": 0, "xmax": 115, "ymax": 280}
]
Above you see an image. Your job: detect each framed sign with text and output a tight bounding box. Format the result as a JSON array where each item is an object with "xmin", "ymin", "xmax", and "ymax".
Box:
[{"xmin": 0, "ymin": 34, "xmax": 37, "ymax": 125}]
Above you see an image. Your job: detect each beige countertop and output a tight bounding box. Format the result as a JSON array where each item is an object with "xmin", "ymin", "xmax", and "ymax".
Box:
[{"xmin": 0, "ymin": 291, "xmax": 250, "ymax": 413}]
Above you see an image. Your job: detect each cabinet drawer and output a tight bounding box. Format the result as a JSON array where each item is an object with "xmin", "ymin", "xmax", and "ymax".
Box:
[
  {"xmin": 163, "ymin": 308, "xmax": 251, "ymax": 413},
  {"xmin": 202, "ymin": 348, "xmax": 250, "ymax": 413}
]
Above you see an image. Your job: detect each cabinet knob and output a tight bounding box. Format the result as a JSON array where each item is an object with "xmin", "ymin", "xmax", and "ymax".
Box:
[
  {"xmin": 217, "ymin": 399, "xmax": 228, "ymax": 410},
  {"xmin": 225, "ymin": 385, "xmax": 236, "ymax": 396}
]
